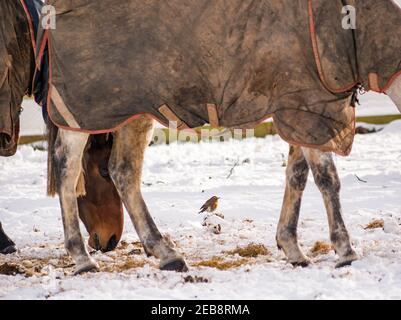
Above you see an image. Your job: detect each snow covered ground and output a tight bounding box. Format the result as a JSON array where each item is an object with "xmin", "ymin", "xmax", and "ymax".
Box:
[
  {"xmin": 2, "ymin": 0, "xmax": 400, "ymax": 299},
  {"xmin": 1, "ymin": 120, "xmax": 401, "ymax": 299}
]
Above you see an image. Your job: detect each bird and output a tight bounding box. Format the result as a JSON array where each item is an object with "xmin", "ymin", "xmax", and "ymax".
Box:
[{"xmin": 199, "ymin": 196, "xmax": 220, "ymax": 214}]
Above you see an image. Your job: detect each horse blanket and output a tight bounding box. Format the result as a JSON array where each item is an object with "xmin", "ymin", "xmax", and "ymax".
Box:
[
  {"xmin": 0, "ymin": 0, "xmax": 33, "ymax": 138},
  {"xmin": 31, "ymin": 0, "xmax": 401, "ymax": 155}
]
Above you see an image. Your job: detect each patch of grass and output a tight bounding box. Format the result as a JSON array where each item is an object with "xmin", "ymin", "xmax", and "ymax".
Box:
[
  {"xmin": 364, "ymin": 219, "xmax": 384, "ymax": 230},
  {"xmin": 309, "ymin": 241, "xmax": 333, "ymax": 257},
  {"xmin": 357, "ymin": 115, "xmax": 401, "ymax": 125},
  {"xmin": 226, "ymin": 243, "xmax": 270, "ymax": 258},
  {"xmin": 192, "ymin": 256, "xmax": 251, "ymax": 270},
  {"xmin": 0, "ymin": 263, "xmax": 24, "ymax": 276},
  {"xmin": 18, "ymin": 135, "xmax": 45, "ymax": 145},
  {"xmin": 0, "ymin": 255, "xmax": 76, "ymax": 278},
  {"xmin": 100, "ymin": 258, "xmax": 146, "ymax": 273},
  {"xmin": 119, "ymin": 240, "xmax": 130, "ymax": 250}
]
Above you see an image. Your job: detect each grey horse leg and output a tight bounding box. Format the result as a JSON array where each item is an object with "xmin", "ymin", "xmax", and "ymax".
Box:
[
  {"xmin": 277, "ymin": 145, "xmax": 310, "ymax": 267},
  {"xmin": 302, "ymin": 147, "xmax": 358, "ymax": 268},
  {"xmin": 109, "ymin": 117, "xmax": 188, "ymax": 272},
  {"xmin": 54, "ymin": 129, "xmax": 99, "ymax": 274}
]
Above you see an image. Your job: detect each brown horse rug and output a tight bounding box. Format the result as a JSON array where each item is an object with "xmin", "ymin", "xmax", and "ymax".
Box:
[
  {"xmin": 0, "ymin": 0, "xmax": 33, "ymax": 141},
  {"xmin": 39, "ymin": 0, "xmax": 401, "ymax": 155}
]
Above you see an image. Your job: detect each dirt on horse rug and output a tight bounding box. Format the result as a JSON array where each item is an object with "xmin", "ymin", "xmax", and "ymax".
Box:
[{"xmin": 42, "ymin": 0, "xmax": 401, "ymax": 155}]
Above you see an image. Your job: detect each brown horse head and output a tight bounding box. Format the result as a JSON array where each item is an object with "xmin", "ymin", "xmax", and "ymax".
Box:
[
  {"xmin": 78, "ymin": 134, "xmax": 124, "ymax": 252},
  {"xmin": 0, "ymin": 1, "xmax": 34, "ymax": 157}
]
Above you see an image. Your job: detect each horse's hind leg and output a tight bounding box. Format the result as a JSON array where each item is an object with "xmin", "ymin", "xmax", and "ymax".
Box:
[
  {"xmin": 54, "ymin": 129, "xmax": 99, "ymax": 274},
  {"xmin": 277, "ymin": 145, "xmax": 310, "ymax": 267},
  {"xmin": 109, "ymin": 117, "xmax": 188, "ymax": 272},
  {"xmin": 0, "ymin": 222, "xmax": 16, "ymax": 254},
  {"xmin": 302, "ymin": 148, "xmax": 358, "ymax": 268}
]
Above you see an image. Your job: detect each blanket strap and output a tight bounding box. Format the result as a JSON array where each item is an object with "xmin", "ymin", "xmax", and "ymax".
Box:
[
  {"xmin": 207, "ymin": 104, "xmax": 220, "ymax": 128},
  {"xmin": 51, "ymin": 85, "xmax": 81, "ymax": 129},
  {"xmin": 368, "ymin": 73, "xmax": 381, "ymax": 93},
  {"xmin": 158, "ymin": 104, "xmax": 189, "ymax": 130}
]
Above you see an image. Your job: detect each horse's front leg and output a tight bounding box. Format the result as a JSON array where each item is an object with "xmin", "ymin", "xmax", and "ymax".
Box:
[
  {"xmin": 302, "ymin": 148, "xmax": 358, "ymax": 268},
  {"xmin": 54, "ymin": 129, "xmax": 99, "ymax": 274},
  {"xmin": 277, "ymin": 145, "xmax": 310, "ymax": 267},
  {"xmin": 109, "ymin": 117, "xmax": 188, "ymax": 272}
]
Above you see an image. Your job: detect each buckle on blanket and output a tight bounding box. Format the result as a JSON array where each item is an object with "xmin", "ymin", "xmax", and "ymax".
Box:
[{"xmin": 350, "ymin": 84, "xmax": 365, "ymax": 108}]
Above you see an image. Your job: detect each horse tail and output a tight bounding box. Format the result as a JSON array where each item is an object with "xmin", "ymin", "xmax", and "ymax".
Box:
[
  {"xmin": 46, "ymin": 117, "xmax": 58, "ymax": 197},
  {"xmin": 46, "ymin": 118, "xmax": 87, "ymax": 197}
]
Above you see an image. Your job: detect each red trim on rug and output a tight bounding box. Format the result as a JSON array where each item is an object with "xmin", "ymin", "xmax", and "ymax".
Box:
[
  {"xmin": 41, "ymin": 0, "xmax": 373, "ymax": 157},
  {"xmin": 308, "ymin": 0, "xmax": 358, "ymax": 94},
  {"xmin": 0, "ymin": 128, "xmax": 12, "ymax": 136},
  {"xmin": 308, "ymin": 0, "xmax": 401, "ymax": 95},
  {"xmin": 31, "ymin": 30, "xmax": 49, "ymax": 95},
  {"xmin": 272, "ymin": 105, "xmax": 356, "ymax": 157},
  {"xmin": 18, "ymin": 0, "xmax": 39, "ymax": 69},
  {"xmin": 378, "ymin": 70, "xmax": 401, "ymax": 94},
  {"xmin": 46, "ymin": 34, "xmax": 174, "ymax": 133}
]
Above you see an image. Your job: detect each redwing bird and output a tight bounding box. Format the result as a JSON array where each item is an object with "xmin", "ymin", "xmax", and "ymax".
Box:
[{"xmin": 199, "ymin": 196, "xmax": 220, "ymax": 214}]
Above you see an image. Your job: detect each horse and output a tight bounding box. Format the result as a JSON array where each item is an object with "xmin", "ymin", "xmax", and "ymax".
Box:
[
  {"xmin": 2, "ymin": 0, "xmax": 401, "ymax": 275},
  {"xmin": 0, "ymin": 0, "xmax": 123, "ymax": 255}
]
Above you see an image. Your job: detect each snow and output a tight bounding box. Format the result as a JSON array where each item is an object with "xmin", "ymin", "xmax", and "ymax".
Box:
[
  {"xmin": 358, "ymin": 92, "xmax": 400, "ymax": 117},
  {"xmin": 382, "ymin": 120, "xmax": 401, "ymax": 133},
  {"xmin": 20, "ymin": 100, "xmax": 46, "ymax": 136},
  {"xmin": 1, "ymin": 122, "xmax": 401, "ymax": 300}
]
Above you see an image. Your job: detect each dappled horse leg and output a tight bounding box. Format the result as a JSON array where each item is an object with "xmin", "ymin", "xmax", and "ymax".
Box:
[
  {"xmin": 0, "ymin": 222, "xmax": 16, "ymax": 254},
  {"xmin": 302, "ymin": 148, "xmax": 358, "ymax": 268},
  {"xmin": 53, "ymin": 129, "xmax": 99, "ymax": 274},
  {"xmin": 276, "ymin": 145, "xmax": 310, "ymax": 267},
  {"xmin": 109, "ymin": 117, "xmax": 188, "ymax": 272}
]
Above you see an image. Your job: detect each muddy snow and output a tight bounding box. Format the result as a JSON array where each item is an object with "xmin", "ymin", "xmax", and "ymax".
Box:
[{"xmin": 1, "ymin": 118, "xmax": 401, "ymax": 299}]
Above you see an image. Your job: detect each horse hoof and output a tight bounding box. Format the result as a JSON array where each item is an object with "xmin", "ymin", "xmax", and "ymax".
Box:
[
  {"xmin": 0, "ymin": 244, "xmax": 17, "ymax": 255},
  {"xmin": 291, "ymin": 259, "xmax": 311, "ymax": 268},
  {"xmin": 160, "ymin": 257, "xmax": 188, "ymax": 272},
  {"xmin": 335, "ymin": 252, "xmax": 358, "ymax": 269},
  {"xmin": 74, "ymin": 259, "xmax": 100, "ymax": 275}
]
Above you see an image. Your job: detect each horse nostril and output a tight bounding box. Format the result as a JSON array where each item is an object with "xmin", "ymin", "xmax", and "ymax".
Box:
[
  {"xmin": 105, "ymin": 234, "xmax": 118, "ymax": 252},
  {"xmin": 0, "ymin": 133, "xmax": 11, "ymax": 149},
  {"xmin": 93, "ymin": 233, "xmax": 101, "ymax": 251},
  {"xmin": 99, "ymin": 166, "xmax": 110, "ymax": 179}
]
